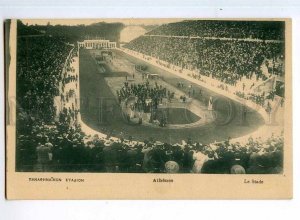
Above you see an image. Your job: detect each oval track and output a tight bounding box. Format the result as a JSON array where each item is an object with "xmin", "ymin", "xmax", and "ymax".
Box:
[{"xmin": 79, "ymin": 49, "xmax": 264, "ymax": 144}]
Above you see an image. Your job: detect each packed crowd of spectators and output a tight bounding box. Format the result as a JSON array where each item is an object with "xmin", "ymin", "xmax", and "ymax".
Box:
[
  {"xmin": 15, "ymin": 22, "xmax": 284, "ymax": 174},
  {"xmin": 125, "ymin": 36, "xmax": 284, "ymax": 86},
  {"xmin": 147, "ymin": 20, "xmax": 284, "ymax": 41},
  {"xmin": 17, "ymin": 35, "xmax": 73, "ymax": 123},
  {"xmin": 17, "ymin": 118, "xmax": 284, "ymax": 173},
  {"xmin": 16, "ymin": 22, "xmax": 77, "ymax": 170}
]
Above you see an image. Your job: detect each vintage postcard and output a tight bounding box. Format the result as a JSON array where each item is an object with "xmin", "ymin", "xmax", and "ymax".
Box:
[{"xmin": 5, "ymin": 18, "xmax": 292, "ymax": 199}]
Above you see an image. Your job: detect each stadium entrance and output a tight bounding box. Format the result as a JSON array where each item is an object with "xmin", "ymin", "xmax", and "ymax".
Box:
[{"xmin": 78, "ymin": 39, "xmax": 117, "ymax": 49}]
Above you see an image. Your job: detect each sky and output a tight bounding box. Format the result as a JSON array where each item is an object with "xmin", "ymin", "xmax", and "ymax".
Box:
[{"xmin": 21, "ymin": 18, "xmax": 184, "ymax": 26}]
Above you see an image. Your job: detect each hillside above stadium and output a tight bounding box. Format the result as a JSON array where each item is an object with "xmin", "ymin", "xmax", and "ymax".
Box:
[
  {"xmin": 27, "ymin": 21, "xmax": 125, "ymax": 44},
  {"xmin": 17, "ymin": 20, "xmax": 43, "ymax": 36},
  {"xmin": 146, "ymin": 20, "xmax": 284, "ymax": 41}
]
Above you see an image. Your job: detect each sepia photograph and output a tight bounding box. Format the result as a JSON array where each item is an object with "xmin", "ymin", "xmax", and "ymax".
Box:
[{"xmin": 5, "ymin": 18, "xmax": 292, "ymax": 199}]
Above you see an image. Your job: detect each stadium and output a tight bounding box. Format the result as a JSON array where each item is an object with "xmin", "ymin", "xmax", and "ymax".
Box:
[{"xmin": 13, "ymin": 19, "xmax": 285, "ymax": 174}]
